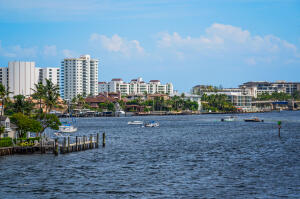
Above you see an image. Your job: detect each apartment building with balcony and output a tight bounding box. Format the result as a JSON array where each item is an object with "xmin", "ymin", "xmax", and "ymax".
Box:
[
  {"xmin": 98, "ymin": 77, "xmax": 174, "ymax": 95},
  {"xmin": 61, "ymin": 55, "xmax": 98, "ymax": 100}
]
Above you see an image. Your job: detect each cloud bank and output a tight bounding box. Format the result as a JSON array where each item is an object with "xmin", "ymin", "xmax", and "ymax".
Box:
[
  {"xmin": 89, "ymin": 33, "xmax": 145, "ymax": 57},
  {"xmin": 157, "ymin": 23, "xmax": 300, "ymax": 64}
]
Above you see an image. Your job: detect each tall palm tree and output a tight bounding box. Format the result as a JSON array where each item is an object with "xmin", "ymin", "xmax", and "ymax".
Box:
[
  {"xmin": 32, "ymin": 82, "xmax": 46, "ymax": 114},
  {"xmin": 44, "ymin": 79, "xmax": 60, "ymax": 113},
  {"xmin": 0, "ymin": 84, "xmax": 12, "ymax": 116}
]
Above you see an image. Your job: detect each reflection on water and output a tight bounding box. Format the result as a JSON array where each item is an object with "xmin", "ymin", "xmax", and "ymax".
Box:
[{"xmin": 0, "ymin": 111, "xmax": 300, "ymax": 198}]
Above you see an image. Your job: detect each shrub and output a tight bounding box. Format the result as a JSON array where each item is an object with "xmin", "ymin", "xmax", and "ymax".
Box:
[{"xmin": 0, "ymin": 138, "xmax": 13, "ymax": 147}]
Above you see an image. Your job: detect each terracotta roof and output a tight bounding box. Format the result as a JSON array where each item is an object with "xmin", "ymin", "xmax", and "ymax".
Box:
[
  {"xmin": 98, "ymin": 82, "xmax": 106, "ymax": 84},
  {"xmin": 150, "ymin": 80, "xmax": 160, "ymax": 82},
  {"xmin": 111, "ymin": 78, "xmax": 123, "ymax": 81},
  {"xmin": 85, "ymin": 94, "xmax": 116, "ymax": 103}
]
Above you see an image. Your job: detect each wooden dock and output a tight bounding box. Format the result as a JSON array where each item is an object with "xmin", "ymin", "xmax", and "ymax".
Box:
[{"xmin": 0, "ymin": 133, "xmax": 105, "ymax": 156}]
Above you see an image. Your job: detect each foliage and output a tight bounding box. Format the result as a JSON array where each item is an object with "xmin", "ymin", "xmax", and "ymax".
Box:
[
  {"xmin": 0, "ymin": 83, "xmax": 12, "ymax": 116},
  {"xmin": 256, "ymin": 92, "xmax": 292, "ymax": 101},
  {"xmin": 98, "ymin": 101, "xmax": 115, "ymax": 111},
  {"xmin": 201, "ymin": 94, "xmax": 236, "ymax": 112},
  {"xmin": 5, "ymin": 95, "xmax": 35, "ymax": 115},
  {"xmin": 43, "ymin": 79, "xmax": 60, "ymax": 113},
  {"xmin": 35, "ymin": 113, "xmax": 61, "ymax": 135},
  {"xmin": 0, "ymin": 126, "xmax": 5, "ymax": 136},
  {"xmin": 0, "ymin": 137, "xmax": 13, "ymax": 147},
  {"xmin": 32, "ymin": 82, "xmax": 46, "ymax": 114},
  {"xmin": 10, "ymin": 113, "xmax": 42, "ymax": 138}
]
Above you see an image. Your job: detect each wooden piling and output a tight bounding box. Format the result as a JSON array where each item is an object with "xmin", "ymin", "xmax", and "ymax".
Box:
[
  {"xmin": 54, "ymin": 138, "xmax": 59, "ymax": 156},
  {"xmin": 90, "ymin": 134, "xmax": 93, "ymax": 149},
  {"xmin": 83, "ymin": 136, "xmax": 86, "ymax": 150},
  {"xmin": 102, "ymin": 132, "xmax": 106, "ymax": 147},
  {"xmin": 76, "ymin": 136, "xmax": 78, "ymax": 151},
  {"xmin": 62, "ymin": 137, "xmax": 66, "ymax": 154},
  {"xmin": 96, "ymin": 133, "xmax": 99, "ymax": 148},
  {"xmin": 67, "ymin": 136, "xmax": 70, "ymax": 153}
]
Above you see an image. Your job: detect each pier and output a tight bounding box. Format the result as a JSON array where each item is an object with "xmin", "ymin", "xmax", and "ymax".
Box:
[{"xmin": 0, "ymin": 133, "xmax": 105, "ymax": 156}]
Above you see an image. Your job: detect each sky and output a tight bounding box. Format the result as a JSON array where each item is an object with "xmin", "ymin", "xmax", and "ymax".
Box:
[{"xmin": 0, "ymin": 0, "xmax": 299, "ymax": 92}]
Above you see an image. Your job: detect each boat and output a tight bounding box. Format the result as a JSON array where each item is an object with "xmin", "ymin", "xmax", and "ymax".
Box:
[
  {"xmin": 128, "ymin": 121, "xmax": 143, "ymax": 125},
  {"xmin": 221, "ymin": 116, "xmax": 236, "ymax": 122},
  {"xmin": 144, "ymin": 121, "xmax": 159, "ymax": 127},
  {"xmin": 244, "ymin": 117, "xmax": 264, "ymax": 122},
  {"xmin": 59, "ymin": 123, "xmax": 77, "ymax": 133}
]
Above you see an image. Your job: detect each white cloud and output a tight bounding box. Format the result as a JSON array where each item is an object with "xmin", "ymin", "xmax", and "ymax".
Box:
[
  {"xmin": 43, "ymin": 45, "xmax": 57, "ymax": 56},
  {"xmin": 62, "ymin": 49, "xmax": 76, "ymax": 58},
  {"xmin": 157, "ymin": 23, "xmax": 300, "ymax": 63},
  {"xmin": 89, "ymin": 33, "xmax": 145, "ymax": 57},
  {"xmin": 0, "ymin": 41, "xmax": 37, "ymax": 58}
]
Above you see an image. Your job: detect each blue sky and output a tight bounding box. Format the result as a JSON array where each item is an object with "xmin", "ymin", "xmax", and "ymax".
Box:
[{"xmin": 0, "ymin": 0, "xmax": 299, "ymax": 92}]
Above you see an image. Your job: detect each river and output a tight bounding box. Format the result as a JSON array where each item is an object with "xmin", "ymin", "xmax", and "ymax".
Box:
[{"xmin": 0, "ymin": 111, "xmax": 300, "ymax": 198}]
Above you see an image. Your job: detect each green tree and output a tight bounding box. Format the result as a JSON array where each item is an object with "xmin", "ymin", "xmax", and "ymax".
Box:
[
  {"xmin": 0, "ymin": 126, "xmax": 5, "ymax": 137},
  {"xmin": 11, "ymin": 95, "xmax": 34, "ymax": 115},
  {"xmin": 32, "ymin": 82, "xmax": 46, "ymax": 114},
  {"xmin": 0, "ymin": 84, "xmax": 12, "ymax": 116},
  {"xmin": 35, "ymin": 113, "xmax": 61, "ymax": 136},
  {"xmin": 10, "ymin": 113, "xmax": 42, "ymax": 138},
  {"xmin": 44, "ymin": 79, "xmax": 60, "ymax": 113}
]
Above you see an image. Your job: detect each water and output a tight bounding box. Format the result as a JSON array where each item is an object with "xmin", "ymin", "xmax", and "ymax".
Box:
[{"xmin": 1, "ymin": 111, "xmax": 300, "ymax": 198}]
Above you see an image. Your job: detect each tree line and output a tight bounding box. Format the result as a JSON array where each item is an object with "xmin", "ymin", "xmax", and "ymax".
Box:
[{"xmin": 0, "ymin": 79, "xmax": 61, "ymax": 138}]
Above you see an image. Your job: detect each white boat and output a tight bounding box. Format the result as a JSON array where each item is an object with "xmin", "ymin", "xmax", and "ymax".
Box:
[
  {"xmin": 128, "ymin": 121, "xmax": 143, "ymax": 125},
  {"xmin": 221, "ymin": 116, "xmax": 236, "ymax": 122},
  {"xmin": 144, "ymin": 121, "xmax": 159, "ymax": 127},
  {"xmin": 59, "ymin": 124, "xmax": 77, "ymax": 133}
]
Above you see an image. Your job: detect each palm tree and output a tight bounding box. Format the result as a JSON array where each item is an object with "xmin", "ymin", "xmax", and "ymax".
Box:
[
  {"xmin": 0, "ymin": 84, "xmax": 12, "ymax": 116},
  {"xmin": 44, "ymin": 79, "xmax": 60, "ymax": 113},
  {"xmin": 32, "ymin": 82, "xmax": 46, "ymax": 114},
  {"xmin": 13, "ymin": 95, "xmax": 34, "ymax": 115}
]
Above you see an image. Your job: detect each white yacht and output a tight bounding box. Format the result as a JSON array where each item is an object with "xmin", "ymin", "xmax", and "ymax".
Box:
[
  {"xmin": 144, "ymin": 121, "xmax": 159, "ymax": 127},
  {"xmin": 59, "ymin": 124, "xmax": 77, "ymax": 133},
  {"xmin": 128, "ymin": 121, "xmax": 143, "ymax": 125}
]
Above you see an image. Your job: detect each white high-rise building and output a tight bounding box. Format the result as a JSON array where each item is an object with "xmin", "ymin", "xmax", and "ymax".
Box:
[
  {"xmin": 37, "ymin": 67, "xmax": 60, "ymax": 86},
  {"xmin": 61, "ymin": 55, "xmax": 99, "ymax": 100},
  {"xmin": 0, "ymin": 62, "xmax": 60, "ymax": 97},
  {"xmin": 0, "ymin": 67, "xmax": 9, "ymax": 89},
  {"xmin": 98, "ymin": 77, "xmax": 174, "ymax": 95},
  {"xmin": 8, "ymin": 61, "xmax": 38, "ymax": 97}
]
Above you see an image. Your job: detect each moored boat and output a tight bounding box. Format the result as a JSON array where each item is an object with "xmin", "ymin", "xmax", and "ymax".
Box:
[
  {"xmin": 221, "ymin": 116, "xmax": 236, "ymax": 122},
  {"xmin": 144, "ymin": 121, "xmax": 159, "ymax": 127},
  {"xmin": 244, "ymin": 117, "xmax": 264, "ymax": 122},
  {"xmin": 59, "ymin": 124, "xmax": 77, "ymax": 133},
  {"xmin": 128, "ymin": 121, "xmax": 143, "ymax": 125}
]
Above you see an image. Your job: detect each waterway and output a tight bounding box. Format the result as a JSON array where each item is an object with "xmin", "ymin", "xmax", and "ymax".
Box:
[{"xmin": 0, "ymin": 111, "xmax": 300, "ymax": 198}]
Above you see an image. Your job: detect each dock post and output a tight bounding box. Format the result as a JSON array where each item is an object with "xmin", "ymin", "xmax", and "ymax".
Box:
[
  {"xmin": 102, "ymin": 132, "xmax": 106, "ymax": 147},
  {"xmin": 83, "ymin": 136, "xmax": 86, "ymax": 150},
  {"xmin": 89, "ymin": 134, "xmax": 92, "ymax": 149},
  {"xmin": 96, "ymin": 133, "xmax": 99, "ymax": 148},
  {"xmin": 67, "ymin": 136, "xmax": 70, "ymax": 152},
  {"xmin": 54, "ymin": 138, "xmax": 58, "ymax": 156},
  {"xmin": 63, "ymin": 137, "xmax": 66, "ymax": 154},
  {"xmin": 40, "ymin": 138, "xmax": 43, "ymax": 154},
  {"xmin": 76, "ymin": 136, "xmax": 78, "ymax": 151}
]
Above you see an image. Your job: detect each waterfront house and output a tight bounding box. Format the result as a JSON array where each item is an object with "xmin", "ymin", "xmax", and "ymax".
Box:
[
  {"xmin": 0, "ymin": 116, "xmax": 17, "ymax": 139},
  {"xmin": 85, "ymin": 93, "xmax": 117, "ymax": 109}
]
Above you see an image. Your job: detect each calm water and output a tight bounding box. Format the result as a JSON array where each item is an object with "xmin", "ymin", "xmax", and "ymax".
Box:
[{"xmin": 1, "ymin": 111, "xmax": 300, "ymax": 198}]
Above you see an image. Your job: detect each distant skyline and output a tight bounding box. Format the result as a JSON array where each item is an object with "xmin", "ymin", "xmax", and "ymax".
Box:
[{"xmin": 0, "ymin": 0, "xmax": 299, "ymax": 92}]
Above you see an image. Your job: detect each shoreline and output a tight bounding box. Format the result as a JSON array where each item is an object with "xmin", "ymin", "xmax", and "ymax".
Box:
[{"xmin": 58, "ymin": 109, "xmax": 299, "ymax": 118}]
